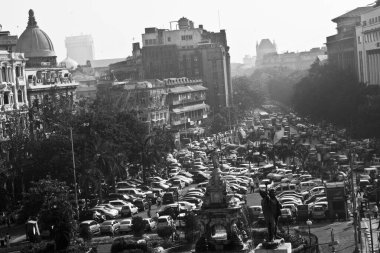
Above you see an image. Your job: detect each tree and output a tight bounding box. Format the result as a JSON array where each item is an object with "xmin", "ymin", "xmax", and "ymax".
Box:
[
  {"xmin": 131, "ymin": 216, "xmax": 145, "ymax": 237},
  {"xmin": 157, "ymin": 226, "xmax": 175, "ymax": 241},
  {"xmin": 232, "ymin": 76, "xmax": 264, "ymax": 114}
]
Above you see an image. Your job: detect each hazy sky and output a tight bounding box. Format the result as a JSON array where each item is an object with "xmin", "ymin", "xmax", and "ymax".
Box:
[{"xmin": 1, "ymin": 0, "xmax": 374, "ymax": 63}]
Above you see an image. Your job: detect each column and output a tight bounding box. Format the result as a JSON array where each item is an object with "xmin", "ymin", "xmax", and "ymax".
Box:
[
  {"xmin": 13, "ymin": 87, "xmax": 18, "ymax": 109},
  {"xmin": 12, "ymin": 66, "xmax": 16, "ymax": 84},
  {"xmin": 377, "ymin": 54, "xmax": 380, "ymax": 85},
  {"xmin": 0, "ymin": 65, "xmax": 2, "ymax": 83}
]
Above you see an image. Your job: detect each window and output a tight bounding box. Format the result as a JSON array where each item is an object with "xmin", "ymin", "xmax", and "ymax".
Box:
[
  {"xmin": 358, "ymin": 36, "xmax": 362, "ymax": 44},
  {"xmin": 181, "ymin": 35, "xmax": 193, "ymax": 41},
  {"xmin": 167, "ymin": 37, "xmax": 171, "ymax": 42},
  {"xmin": 4, "ymin": 93, "xmax": 9, "ymax": 105},
  {"xmin": 18, "ymin": 89, "xmax": 23, "ymax": 103}
]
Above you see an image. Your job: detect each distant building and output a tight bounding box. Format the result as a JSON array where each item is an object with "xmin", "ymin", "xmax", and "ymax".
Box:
[
  {"xmin": 356, "ymin": 5, "xmax": 380, "ymax": 85},
  {"xmin": 109, "ymin": 42, "xmax": 143, "ymax": 81},
  {"xmin": 242, "ymin": 55, "xmax": 256, "ymax": 67},
  {"xmin": 0, "ymin": 25, "xmax": 18, "ymax": 53},
  {"xmin": 141, "ymin": 17, "xmax": 232, "ymax": 110},
  {"xmin": 87, "ymin": 58, "xmax": 126, "ymax": 78},
  {"xmin": 16, "ymin": 10, "xmax": 78, "ymax": 106},
  {"xmin": 326, "ymin": 7, "xmax": 372, "ymax": 76},
  {"xmin": 65, "ymin": 35, "xmax": 94, "ymax": 65},
  {"xmin": 257, "ymin": 47, "xmax": 327, "ymax": 71},
  {"xmin": 256, "ymin": 39, "xmax": 277, "ymax": 66}
]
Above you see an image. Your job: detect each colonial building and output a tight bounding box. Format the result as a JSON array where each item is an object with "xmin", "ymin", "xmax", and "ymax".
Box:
[
  {"xmin": 255, "ymin": 39, "xmax": 277, "ymax": 66},
  {"xmin": 141, "ymin": 17, "xmax": 233, "ymax": 110},
  {"xmin": 109, "ymin": 43, "xmax": 143, "ymax": 81},
  {"xmin": 103, "ymin": 79, "xmax": 169, "ymax": 129},
  {"xmin": 0, "ymin": 25, "xmax": 18, "ymax": 53},
  {"xmin": 356, "ymin": 5, "xmax": 380, "ymax": 85},
  {"xmin": 0, "ymin": 50, "xmax": 28, "ymax": 111},
  {"xmin": 16, "ymin": 10, "xmax": 78, "ymax": 106},
  {"xmin": 65, "ymin": 34, "xmax": 94, "ymax": 65},
  {"xmin": 326, "ymin": 7, "xmax": 372, "ymax": 77},
  {"xmin": 165, "ymin": 77, "xmax": 209, "ymax": 130}
]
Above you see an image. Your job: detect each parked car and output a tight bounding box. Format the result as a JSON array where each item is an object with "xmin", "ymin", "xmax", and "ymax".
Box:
[
  {"xmin": 279, "ymin": 208, "xmax": 293, "ymax": 224},
  {"xmin": 248, "ymin": 206, "xmax": 262, "ymax": 220},
  {"xmin": 311, "ymin": 205, "xmax": 327, "ymax": 220},
  {"xmin": 143, "ymin": 218, "xmax": 157, "ymax": 231},
  {"xmin": 162, "ymin": 192, "xmax": 175, "ymax": 205},
  {"xmin": 79, "ymin": 220, "xmax": 101, "ymax": 236},
  {"xmin": 90, "ymin": 207, "xmax": 118, "ymax": 220},
  {"xmin": 79, "ymin": 210, "xmax": 106, "ymax": 223},
  {"xmin": 157, "ymin": 215, "xmax": 174, "ymax": 228},
  {"xmin": 133, "ymin": 199, "xmax": 149, "ymax": 212},
  {"xmin": 100, "ymin": 220, "xmax": 120, "ymax": 235},
  {"xmin": 109, "ymin": 200, "xmax": 138, "ymax": 217},
  {"xmin": 119, "ymin": 219, "xmax": 132, "ymax": 233}
]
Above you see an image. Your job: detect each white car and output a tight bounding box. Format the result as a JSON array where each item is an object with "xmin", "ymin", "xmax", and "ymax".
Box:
[
  {"xmin": 157, "ymin": 215, "xmax": 175, "ymax": 228},
  {"xmin": 309, "ymin": 186, "xmax": 325, "ymax": 196},
  {"xmin": 177, "ymin": 201, "xmax": 197, "ymax": 211},
  {"xmin": 100, "ymin": 220, "xmax": 120, "ymax": 235},
  {"xmin": 143, "ymin": 218, "xmax": 157, "ymax": 231},
  {"xmin": 109, "ymin": 200, "xmax": 138, "ymax": 217},
  {"xmin": 279, "ymin": 197, "xmax": 302, "ymax": 206},
  {"xmin": 92, "ymin": 206, "xmax": 119, "ymax": 219},
  {"xmin": 119, "ymin": 219, "xmax": 132, "ymax": 233}
]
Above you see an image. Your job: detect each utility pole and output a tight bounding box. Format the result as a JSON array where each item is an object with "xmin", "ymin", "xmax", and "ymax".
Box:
[{"xmin": 350, "ymin": 150, "xmax": 360, "ymax": 253}]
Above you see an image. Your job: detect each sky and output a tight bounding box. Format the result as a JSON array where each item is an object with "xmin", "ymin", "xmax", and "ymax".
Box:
[{"xmin": 1, "ymin": 0, "xmax": 375, "ymax": 63}]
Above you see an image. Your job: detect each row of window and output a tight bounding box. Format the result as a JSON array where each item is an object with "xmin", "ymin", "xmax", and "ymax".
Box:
[
  {"xmin": 358, "ymin": 31, "xmax": 380, "ymax": 44},
  {"xmin": 365, "ymin": 16, "xmax": 380, "ymax": 26},
  {"xmin": 0, "ymin": 65, "xmax": 23, "ymax": 83},
  {"xmin": 151, "ymin": 112, "xmax": 167, "ymax": 121},
  {"xmin": 145, "ymin": 39, "xmax": 157, "ymax": 46},
  {"xmin": 181, "ymin": 35, "xmax": 193, "ymax": 41},
  {"xmin": 171, "ymin": 109, "xmax": 205, "ymax": 122}
]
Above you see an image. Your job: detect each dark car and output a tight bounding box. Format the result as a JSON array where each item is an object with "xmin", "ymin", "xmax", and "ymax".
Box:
[
  {"xmin": 162, "ymin": 192, "xmax": 175, "ymax": 205},
  {"xmin": 133, "ymin": 199, "xmax": 149, "ymax": 212},
  {"xmin": 79, "ymin": 210, "xmax": 106, "ymax": 223}
]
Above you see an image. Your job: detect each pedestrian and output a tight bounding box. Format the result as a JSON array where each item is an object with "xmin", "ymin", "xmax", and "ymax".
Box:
[
  {"xmin": 5, "ymin": 233, "xmax": 10, "ymax": 248},
  {"xmin": 250, "ymin": 180, "xmax": 255, "ymax": 194},
  {"xmin": 147, "ymin": 208, "xmax": 151, "ymax": 218},
  {"xmin": 373, "ymin": 205, "xmax": 379, "ymax": 219},
  {"xmin": 157, "ymin": 196, "xmax": 162, "ymax": 208}
]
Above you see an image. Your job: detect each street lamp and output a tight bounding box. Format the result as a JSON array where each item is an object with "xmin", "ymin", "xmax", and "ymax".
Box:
[
  {"xmin": 69, "ymin": 127, "xmax": 79, "ymax": 219},
  {"xmin": 306, "ymin": 219, "xmax": 312, "ymax": 252}
]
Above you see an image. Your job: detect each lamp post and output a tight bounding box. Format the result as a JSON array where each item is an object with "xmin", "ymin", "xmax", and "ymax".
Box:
[
  {"xmin": 306, "ymin": 219, "xmax": 312, "ymax": 252},
  {"xmin": 69, "ymin": 127, "xmax": 79, "ymax": 219}
]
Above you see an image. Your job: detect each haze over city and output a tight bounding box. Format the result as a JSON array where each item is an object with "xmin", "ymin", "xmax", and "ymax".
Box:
[{"xmin": 1, "ymin": 0, "xmax": 373, "ymax": 62}]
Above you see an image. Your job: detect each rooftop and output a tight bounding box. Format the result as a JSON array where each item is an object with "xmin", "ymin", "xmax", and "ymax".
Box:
[{"xmin": 332, "ymin": 7, "xmax": 373, "ymax": 22}]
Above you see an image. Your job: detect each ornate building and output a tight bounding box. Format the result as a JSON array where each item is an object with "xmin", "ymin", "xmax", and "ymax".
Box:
[
  {"xmin": 255, "ymin": 39, "xmax": 277, "ymax": 67},
  {"xmin": 16, "ymin": 10, "xmax": 78, "ymax": 106}
]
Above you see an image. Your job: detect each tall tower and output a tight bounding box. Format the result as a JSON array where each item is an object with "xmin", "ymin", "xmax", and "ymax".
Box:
[{"xmin": 65, "ymin": 35, "xmax": 94, "ymax": 65}]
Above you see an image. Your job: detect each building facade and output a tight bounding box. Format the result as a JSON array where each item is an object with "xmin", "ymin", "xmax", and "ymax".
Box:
[
  {"xmin": 109, "ymin": 43, "xmax": 143, "ymax": 81},
  {"xmin": 65, "ymin": 34, "xmax": 94, "ymax": 65},
  {"xmin": 0, "ymin": 25, "xmax": 18, "ymax": 53},
  {"xmin": 356, "ymin": 6, "xmax": 380, "ymax": 85},
  {"xmin": 16, "ymin": 10, "xmax": 78, "ymax": 106},
  {"xmin": 165, "ymin": 77, "xmax": 209, "ymax": 130},
  {"xmin": 326, "ymin": 7, "xmax": 372, "ymax": 76},
  {"xmin": 141, "ymin": 17, "xmax": 232, "ymax": 110},
  {"xmin": 256, "ymin": 47, "xmax": 327, "ymax": 71},
  {"xmin": 255, "ymin": 39, "xmax": 277, "ymax": 66}
]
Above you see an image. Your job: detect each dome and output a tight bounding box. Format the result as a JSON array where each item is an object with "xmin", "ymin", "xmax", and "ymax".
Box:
[
  {"xmin": 60, "ymin": 56, "xmax": 78, "ymax": 70},
  {"xmin": 16, "ymin": 10, "xmax": 56, "ymax": 58}
]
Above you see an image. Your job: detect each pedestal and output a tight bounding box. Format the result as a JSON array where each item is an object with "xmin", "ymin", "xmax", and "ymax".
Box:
[{"xmin": 254, "ymin": 240, "xmax": 291, "ymax": 253}]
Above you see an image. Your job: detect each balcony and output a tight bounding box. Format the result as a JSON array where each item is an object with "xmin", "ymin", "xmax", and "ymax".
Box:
[{"xmin": 172, "ymin": 96, "xmax": 206, "ymax": 106}]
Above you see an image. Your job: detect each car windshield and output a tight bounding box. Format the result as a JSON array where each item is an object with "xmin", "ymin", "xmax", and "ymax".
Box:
[
  {"xmin": 121, "ymin": 220, "xmax": 131, "ymax": 224},
  {"xmin": 158, "ymin": 218, "xmax": 167, "ymax": 222},
  {"xmin": 103, "ymin": 221, "xmax": 112, "ymax": 225}
]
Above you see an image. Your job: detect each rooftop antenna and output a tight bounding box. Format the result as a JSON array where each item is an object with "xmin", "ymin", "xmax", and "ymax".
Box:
[{"xmin": 218, "ymin": 10, "xmax": 221, "ymax": 30}]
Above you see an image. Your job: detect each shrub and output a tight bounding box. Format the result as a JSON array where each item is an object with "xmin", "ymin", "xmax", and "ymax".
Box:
[
  {"xmin": 131, "ymin": 216, "xmax": 145, "ymax": 237},
  {"xmin": 157, "ymin": 226, "xmax": 174, "ymax": 241},
  {"xmin": 79, "ymin": 225, "xmax": 92, "ymax": 241}
]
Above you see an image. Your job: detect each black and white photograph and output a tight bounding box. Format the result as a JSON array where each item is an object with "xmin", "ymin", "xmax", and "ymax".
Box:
[{"xmin": 0, "ymin": 0, "xmax": 379, "ymax": 252}]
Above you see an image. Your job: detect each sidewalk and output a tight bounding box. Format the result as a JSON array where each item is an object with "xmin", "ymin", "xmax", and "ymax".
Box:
[{"xmin": 361, "ymin": 217, "xmax": 380, "ymax": 253}]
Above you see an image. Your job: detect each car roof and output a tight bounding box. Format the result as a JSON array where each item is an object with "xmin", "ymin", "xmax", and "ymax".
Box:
[{"xmin": 80, "ymin": 220, "xmax": 95, "ymax": 224}]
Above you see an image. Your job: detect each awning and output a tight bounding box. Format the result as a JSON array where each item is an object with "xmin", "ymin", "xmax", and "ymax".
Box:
[
  {"xmin": 169, "ymin": 85, "xmax": 207, "ymax": 94},
  {"xmin": 172, "ymin": 103, "xmax": 209, "ymax": 114}
]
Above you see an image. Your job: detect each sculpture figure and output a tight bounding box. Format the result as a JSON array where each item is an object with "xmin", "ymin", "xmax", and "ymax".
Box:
[{"xmin": 259, "ymin": 189, "xmax": 282, "ymax": 244}]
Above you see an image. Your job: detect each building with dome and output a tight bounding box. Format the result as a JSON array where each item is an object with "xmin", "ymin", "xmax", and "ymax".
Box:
[
  {"xmin": 59, "ymin": 56, "xmax": 79, "ymax": 70},
  {"xmin": 15, "ymin": 9, "xmax": 78, "ymax": 107},
  {"xmin": 16, "ymin": 10, "xmax": 56, "ymax": 68},
  {"xmin": 255, "ymin": 39, "xmax": 277, "ymax": 67}
]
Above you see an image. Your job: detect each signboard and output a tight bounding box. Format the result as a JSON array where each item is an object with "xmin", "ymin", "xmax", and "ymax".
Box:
[{"xmin": 41, "ymin": 62, "xmax": 51, "ymax": 66}]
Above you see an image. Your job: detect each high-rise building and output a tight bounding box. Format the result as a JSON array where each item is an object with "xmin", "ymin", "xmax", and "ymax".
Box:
[
  {"xmin": 141, "ymin": 17, "xmax": 232, "ymax": 110},
  {"xmin": 65, "ymin": 34, "xmax": 94, "ymax": 65},
  {"xmin": 326, "ymin": 7, "xmax": 372, "ymax": 77}
]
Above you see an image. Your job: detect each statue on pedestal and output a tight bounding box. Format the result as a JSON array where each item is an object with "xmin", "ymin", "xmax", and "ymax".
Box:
[{"xmin": 259, "ymin": 189, "xmax": 282, "ymax": 249}]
